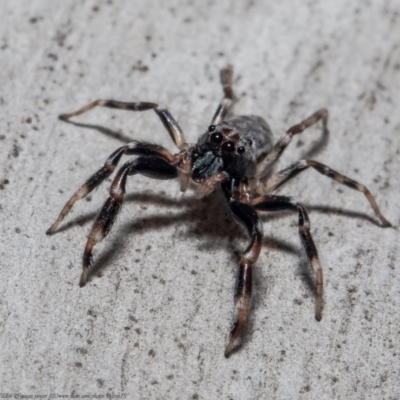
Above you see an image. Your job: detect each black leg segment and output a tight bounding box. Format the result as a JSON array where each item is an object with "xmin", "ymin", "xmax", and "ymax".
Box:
[
  {"xmin": 154, "ymin": 108, "xmax": 186, "ymax": 150},
  {"xmin": 80, "ymin": 156, "xmax": 178, "ymax": 286},
  {"xmin": 225, "ymin": 200, "xmax": 263, "ymax": 357},
  {"xmin": 253, "ymin": 195, "xmax": 323, "ymax": 321},
  {"xmin": 47, "ymin": 142, "xmax": 178, "ymax": 234}
]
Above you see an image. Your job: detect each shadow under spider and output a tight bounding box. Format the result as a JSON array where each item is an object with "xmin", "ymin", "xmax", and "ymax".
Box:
[
  {"xmin": 90, "ymin": 190, "xmax": 301, "ymax": 278},
  {"xmin": 306, "ymin": 204, "xmax": 380, "ymax": 227},
  {"xmin": 61, "ymin": 187, "xmax": 381, "ymax": 290},
  {"xmin": 61, "ymin": 119, "xmax": 133, "ymax": 143},
  {"xmin": 300, "ymin": 122, "xmax": 330, "ymax": 159}
]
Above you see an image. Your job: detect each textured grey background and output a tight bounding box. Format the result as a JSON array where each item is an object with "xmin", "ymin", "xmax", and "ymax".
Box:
[{"xmin": 0, "ymin": 1, "xmax": 399, "ymax": 399}]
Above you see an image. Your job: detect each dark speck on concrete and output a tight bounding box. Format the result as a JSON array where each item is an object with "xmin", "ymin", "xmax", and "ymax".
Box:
[{"xmin": 96, "ymin": 378, "xmax": 104, "ymax": 387}]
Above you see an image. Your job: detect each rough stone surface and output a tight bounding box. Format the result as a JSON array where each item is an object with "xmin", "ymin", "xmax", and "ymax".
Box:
[{"xmin": 1, "ymin": 1, "xmax": 399, "ymax": 399}]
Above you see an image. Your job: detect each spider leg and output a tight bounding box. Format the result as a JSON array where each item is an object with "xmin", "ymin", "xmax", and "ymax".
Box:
[
  {"xmin": 59, "ymin": 99, "xmax": 158, "ymax": 121},
  {"xmin": 252, "ymin": 195, "xmax": 323, "ymax": 321},
  {"xmin": 80, "ymin": 156, "xmax": 178, "ymax": 287},
  {"xmin": 47, "ymin": 142, "xmax": 178, "ymax": 234},
  {"xmin": 211, "ymin": 65, "xmax": 234, "ymax": 125},
  {"xmin": 224, "ymin": 199, "xmax": 263, "ymax": 357},
  {"xmin": 59, "ymin": 99, "xmax": 187, "ymax": 150},
  {"xmin": 256, "ymin": 108, "xmax": 328, "ymax": 178},
  {"xmin": 264, "ymin": 159, "xmax": 391, "ymax": 227},
  {"xmin": 154, "ymin": 109, "xmax": 186, "ymax": 150}
]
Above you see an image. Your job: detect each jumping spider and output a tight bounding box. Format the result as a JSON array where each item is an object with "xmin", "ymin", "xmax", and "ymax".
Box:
[{"xmin": 47, "ymin": 66, "xmax": 390, "ymax": 357}]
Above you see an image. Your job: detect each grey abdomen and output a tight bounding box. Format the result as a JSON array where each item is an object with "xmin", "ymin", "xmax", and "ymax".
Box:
[{"xmin": 227, "ymin": 116, "xmax": 274, "ymax": 161}]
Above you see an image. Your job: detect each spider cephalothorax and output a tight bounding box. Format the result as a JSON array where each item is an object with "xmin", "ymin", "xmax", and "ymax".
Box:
[
  {"xmin": 47, "ymin": 66, "xmax": 390, "ymax": 357},
  {"xmin": 193, "ymin": 117, "xmax": 273, "ymax": 180}
]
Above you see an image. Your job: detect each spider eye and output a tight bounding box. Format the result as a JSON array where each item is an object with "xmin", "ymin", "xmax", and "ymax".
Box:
[
  {"xmin": 248, "ymin": 139, "xmax": 253, "ymax": 146},
  {"xmin": 237, "ymin": 146, "xmax": 245, "ymax": 154},
  {"xmin": 210, "ymin": 132, "xmax": 223, "ymax": 144},
  {"xmin": 222, "ymin": 141, "xmax": 235, "ymax": 153},
  {"xmin": 208, "ymin": 125, "xmax": 216, "ymax": 132}
]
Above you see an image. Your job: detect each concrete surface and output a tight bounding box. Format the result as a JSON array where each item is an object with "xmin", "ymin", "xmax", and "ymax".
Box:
[{"xmin": 1, "ymin": 0, "xmax": 399, "ymax": 399}]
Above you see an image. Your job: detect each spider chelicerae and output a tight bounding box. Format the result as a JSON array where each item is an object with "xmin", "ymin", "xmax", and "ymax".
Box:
[{"xmin": 47, "ymin": 66, "xmax": 390, "ymax": 357}]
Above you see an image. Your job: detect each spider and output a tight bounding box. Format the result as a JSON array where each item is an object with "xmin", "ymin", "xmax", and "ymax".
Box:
[{"xmin": 47, "ymin": 66, "xmax": 391, "ymax": 357}]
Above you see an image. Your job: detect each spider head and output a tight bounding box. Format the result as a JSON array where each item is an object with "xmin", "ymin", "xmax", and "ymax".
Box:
[
  {"xmin": 191, "ymin": 122, "xmax": 257, "ymax": 181},
  {"xmin": 206, "ymin": 123, "xmax": 255, "ymax": 158}
]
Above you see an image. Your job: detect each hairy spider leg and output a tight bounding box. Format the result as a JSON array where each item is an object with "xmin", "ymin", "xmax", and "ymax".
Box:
[
  {"xmin": 154, "ymin": 109, "xmax": 187, "ymax": 150},
  {"xmin": 80, "ymin": 156, "xmax": 178, "ymax": 287},
  {"xmin": 59, "ymin": 99, "xmax": 187, "ymax": 150},
  {"xmin": 47, "ymin": 142, "xmax": 178, "ymax": 234},
  {"xmin": 59, "ymin": 99, "xmax": 158, "ymax": 121},
  {"xmin": 223, "ymin": 192, "xmax": 264, "ymax": 357},
  {"xmin": 256, "ymin": 108, "xmax": 328, "ymax": 179},
  {"xmin": 252, "ymin": 195, "xmax": 323, "ymax": 321},
  {"xmin": 264, "ymin": 159, "xmax": 391, "ymax": 227},
  {"xmin": 211, "ymin": 65, "xmax": 235, "ymax": 125}
]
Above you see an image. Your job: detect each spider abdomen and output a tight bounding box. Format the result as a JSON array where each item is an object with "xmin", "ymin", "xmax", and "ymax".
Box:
[{"xmin": 227, "ymin": 115, "xmax": 274, "ymax": 162}]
